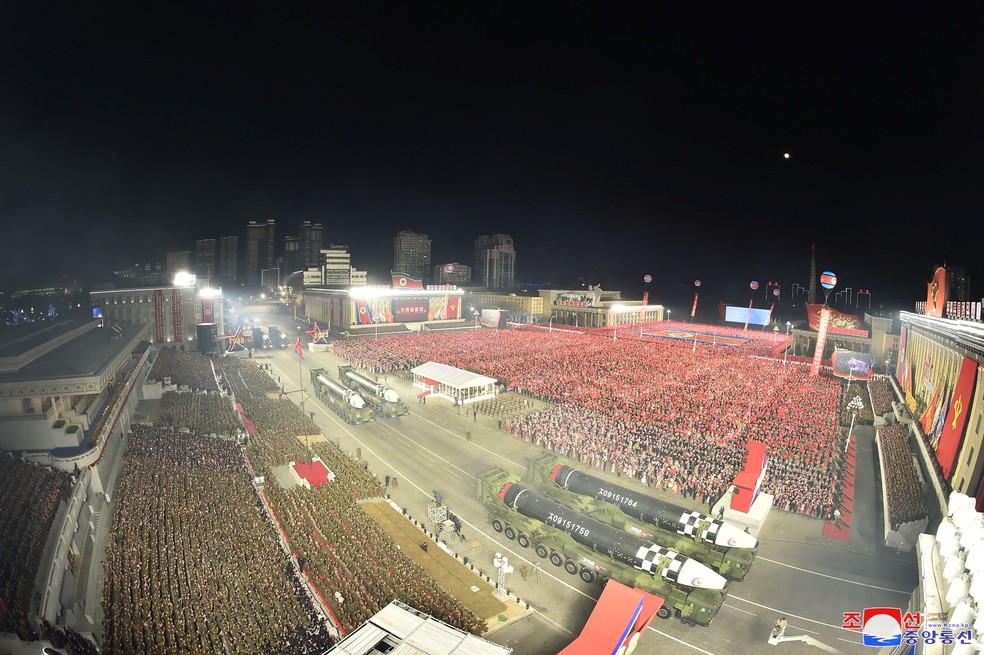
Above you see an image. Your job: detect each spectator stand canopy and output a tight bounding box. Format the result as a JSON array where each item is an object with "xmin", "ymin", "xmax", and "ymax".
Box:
[
  {"xmin": 411, "ymin": 362, "xmax": 498, "ymax": 405},
  {"xmin": 324, "ymin": 600, "xmax": 512, "ymax": 655}
]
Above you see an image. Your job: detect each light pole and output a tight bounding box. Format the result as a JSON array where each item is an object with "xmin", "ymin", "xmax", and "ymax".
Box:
[
  {"xmin": 493, "ymin": 552, "xmax": 513, "ymax": 601},
  {"xmin": 473, "ymin": 311, "xmax": 480, "ymax": 327},
  {"xmin": 773, "ymin": 325, "xmax": 779, "ymax": 346},
  {"xmin": 784, "ymin": 322, "xmax": 792, "ymax": 364},
  {"xmin": 549, "ymin": 314, "xmax": 555, "ymax": 332},
  {"xmin": 846, "ymin": 396, "xmax": 864, "ymax": 452}
]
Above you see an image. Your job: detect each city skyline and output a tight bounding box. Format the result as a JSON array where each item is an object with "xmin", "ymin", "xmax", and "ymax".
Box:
[{"xmin": 2, "ymin": 4, "xmax": 982, "ymax": 310}]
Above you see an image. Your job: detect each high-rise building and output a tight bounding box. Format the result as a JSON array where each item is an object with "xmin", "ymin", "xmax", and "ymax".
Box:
[
  {"xmin": 245, "ymin": 219, "xmax": 277, "ymax": 287},
  {"xmin": 166, "ymin": 251, "xmax": 192, "ymax": 278},
  {"xmin": 393, "ymin": 230, "xmax": 432, "ymax": 282},
  {"xmin": 474, "ymin": 234, "xmax": 516, "ymax": 290},
  {"xmin": 299, "ymin": 221, "xmax": 324, "ymax": 268},
  {"xmin": 196, "ymin": 239, "xmax": 217, "ymax": 281},
  {"xmin": 219, "ymin": 236, "xmax": 238, "ymax": 286},
  {"xmin": 284, "ymin": 235, "xmax": 302, "ymax": 273},
  {"xmin": 322, "ymin": 245, "xmax": 353, "ymax": 287},
  {"xmin": 433, "ymin": 262, "xmax": 472, "ymax": 286}
]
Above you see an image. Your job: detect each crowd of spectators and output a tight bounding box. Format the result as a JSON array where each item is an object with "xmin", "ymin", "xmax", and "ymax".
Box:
[
  {"xmin": 877, "ymin": 424, "xmax": 930, "ymax": 527},
  {"xmin": 868, "ymin": 376, "xmax": 896, "ymax": 416},
  {"xmin": 148, "ymin": 348, "xmax": 219, "ymax": 391},
  {"xmin": 335, "ymin": 326, "xmax": 846, "ymax": 517},
  {"xmin": 840, "ymin": 380, "xmax": 875, "ymax": 426},
  {"xmin": 155, "ymin": 390, "xmax": 242, "ymax": 436},
  {"xmin": 102, "ymin": 426, "xmax": 334, "ymax": 655},
  {"xmin": 215, "ymin": 356, "xmax": 483, "ymax": 634},
  {"xmin": 0, "ymin": 454, "xmax": 72, "ymax": 639}
]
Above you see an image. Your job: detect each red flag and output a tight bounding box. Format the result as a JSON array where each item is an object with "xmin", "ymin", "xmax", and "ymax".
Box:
[{"xmin": 294, "ymin": 337, "xmax": 304, "ymax": 359}]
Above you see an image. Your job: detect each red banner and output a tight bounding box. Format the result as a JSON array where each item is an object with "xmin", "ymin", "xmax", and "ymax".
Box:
[
  {"xmin": 203, "ymin": 298, "xmax": 213, "ymax": 323},
  {"xmin": 806, "ymin": 304, "xmax": 868, "ymax": 336},
  {"xmin": 926, "ymin": 266, "xmax": 947, "ymax": 318},
  {"xmin": 172, "ymin": 288, "xmax": 183, "ymax": 342},
  {"xmin": 446, "ymin": 297, "xmax": 460, "ymax": 320},
  {"xmin": 810, "ymin": 307, "xmax": 830, "ymax": 377},
  {"xmin": 691, "ymin": 292, "xmax": 699, "ymax": 318},
  {"xmin": 937, "ymin": 356, "xmax": 978, "ymax": 479},
  {"xmin": 355, "ymin": 298, "xmax": 373, "ymax": 325},
  {"xmin": 154, "ymin": 290, "xmax": 164, "ymax": 343},
  {"xmin": 391, "ymin": 273, "xmax": 423, "ymax": 289}
]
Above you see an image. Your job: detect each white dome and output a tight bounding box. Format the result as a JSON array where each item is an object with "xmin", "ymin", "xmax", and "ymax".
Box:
[
  {"xmin": 939, "ymin": 518, "xmax": 959, "ymax": 543},
  {"xmin": 946, "ymin": 554, "xmax": 968, "ymax": 581}
]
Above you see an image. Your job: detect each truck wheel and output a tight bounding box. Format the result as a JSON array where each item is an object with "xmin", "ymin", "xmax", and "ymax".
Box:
[
  {"xmin": 504, "ymin": 526, "xmax": 516, "ymax": 540},
  {"xmin": 535, "ymin": 544, "xmax": 549, "ymax": 559},
  {"xmin": 549, "ymin": 552, "xmax": 564, "ymax": 567},
  {"xmin": 492, "ymin": 519, "xmax": 503, "ymax": 533},
  {"xmin": 597, "ymin": 575, "xmax": 609, "ymax": 587},
  {"xmin": 517, "ymin": 533, "xmax": 530, "ymax": 548},
  {"xmin": 657, "ymin": 606, "xmax": 673, "ymax": 619},
  {"xmin": 564, "ymin": 560, "xmax": 578, "ymax": 575},
  {"xmin": 579, "ymin": 568, "xmax": 596, "ymax": 583}
]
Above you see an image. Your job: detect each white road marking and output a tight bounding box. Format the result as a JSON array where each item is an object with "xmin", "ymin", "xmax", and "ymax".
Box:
[
  {"xmin": 409, "ymin": 412, "xmax": 528, "ymax": 470},
  {"xmin": 729, "ymin": 594, "xmax": 860, "ymax": 632},
  {"xmin": 722, "ymin": 603, "xmax": 756, "ymax": 616},
  {"xmin": 755, "ymin": 556, "xmax": 912, "ymax": 594},
  {"xmin": 644, "ymin": 627, "xmax": 718, "ymax": 654},
  {"xmin": 442, "ymin": 466, "xmax": 465, "ymax": 480}
]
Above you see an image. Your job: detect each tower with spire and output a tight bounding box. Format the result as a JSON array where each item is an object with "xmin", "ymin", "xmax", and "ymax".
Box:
[{"xmin": 808, "ymin": 242, "xmax": 817, "ymax": 305}]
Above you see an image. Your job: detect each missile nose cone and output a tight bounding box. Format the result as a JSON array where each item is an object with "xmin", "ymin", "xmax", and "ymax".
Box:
[
  {"xmin": 714, "ymin": 522, "xmax": 759, "ymax": 549},
  {"xmin": 677, "ymin": 559, "xmax": 728, "ymax": 591}
]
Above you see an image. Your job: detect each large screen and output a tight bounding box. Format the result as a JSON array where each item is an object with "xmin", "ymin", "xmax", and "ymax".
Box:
[
  {"xmin": 723, "ymin": 305, "xmax": 772, "ymax": 326},
  {"xmin": 480, "ymin": 309, "xmax": 508, "ymax": 328},
  {"xmin": 392, "ymin": 298, "xmax": 429, "ymax": 323},
  {"xmin": 832, "ymin": 351, "xmax": 875, "ymax": 380}
]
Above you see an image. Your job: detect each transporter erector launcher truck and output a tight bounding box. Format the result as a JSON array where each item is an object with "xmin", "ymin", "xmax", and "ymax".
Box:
[
  {"xmin": 550, "ymin": 464, "xmax": 758, "ymax": 550},
  {"xmin": 499, "ymin": 482, "xmax": 727, "ymax": 591},
  {"xmin": 477, "ymin": 469, "xmax": 725, "ymax": 625}
]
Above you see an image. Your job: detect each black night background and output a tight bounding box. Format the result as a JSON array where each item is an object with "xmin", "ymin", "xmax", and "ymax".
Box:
[{"xmin": 1, "ymin": 2, "xmax": 981, "ymax": 313}]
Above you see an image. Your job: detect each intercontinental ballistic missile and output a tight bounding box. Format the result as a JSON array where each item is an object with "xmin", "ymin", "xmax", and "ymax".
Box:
[
  {"xmin": 499, "ymin": 482, "xmax": 728, "ymax": 590},
  {"xmin": 550, "ymin": 464, "xmax": 758, "ymax": 550},
  {"xmin": 317, "ymin": 374, "xmax": 366, "ymax": 409},
  {"xmin": 343, "ymin": 369, "xmax": 401, "ymax": 404}
]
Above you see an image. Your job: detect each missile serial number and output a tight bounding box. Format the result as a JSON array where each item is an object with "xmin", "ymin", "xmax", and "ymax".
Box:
[
  {"xmin": 546, "ymin": 512, "xmax": 591, "ymax": 536},
  {"xmin": 596, "ymin": 488, "xmax": 639, "ymax": 508}
]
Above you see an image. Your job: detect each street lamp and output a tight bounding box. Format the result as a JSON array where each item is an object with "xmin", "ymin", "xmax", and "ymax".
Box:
[
  {"xmin": 784, "ymin": 322, "xmax": 792, "ymax": 364},
  {"xmin": 549, "ymin": 314, "xmax": 555, "ymax": 332},
  {"xmin": 846, "ymin": 395, "xmax": 864, "ymax": 452},
  {"xmin": 773, "ymin": 325, "xmax": 779, "ymax": 346},
  {"xmin": 666, "ymin": 309, "xmax": 672, "ymax": 322},
  {"xmin": 612, "ymin": 305, "xmax": 624, "ymax": 341},
  {"xmin": 493, "ymin": 552, "xmax": 513, "ymax": 601}
]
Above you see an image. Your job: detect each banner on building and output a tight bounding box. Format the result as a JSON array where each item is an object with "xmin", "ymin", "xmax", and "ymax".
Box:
[
  {"xmin": 926, "ymin": 266, "xmax": 947, "ymax": 318},
  {"xmin": 154, "ymin": 290, "xmax": 164, "ymax": 343},
  {"xmin": 172, "ymin": 288, "xmax": 183, "ymax": 342},
  {"xmin": 391, "ymin": 272, "xmax": 424, "ymax": 289},
  {"xmin": 937, "ymin": 356, "xmax": 979, "ymax": 480},
  {"xmin": 203, "ymin": 298, "xmax": 213, "ymax": 323}
]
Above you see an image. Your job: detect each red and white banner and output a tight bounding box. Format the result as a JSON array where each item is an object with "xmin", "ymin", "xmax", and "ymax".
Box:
[
  {"xmin": 391, "ymin": 272, "xmax": 423, "ymax": 289},
  {"xmin": 154, "ymin": 290, "xmax": 164, "ymax": 343},
  {"xmin": 810, "ymin": 307, "xmax": 830, "ymax": 377},
  {"xmin": 203, "ymin": 298, "xmax": 213, "ymax": 323},
  {"xmin": 938, "ymin": 356, "xmax": 978, "ymax": 479},
  {"xmin": 172, "ymin": 288, "xmax": 183, "ymax": 342},
  {"xmin": 355, "ymin": 299, "xmax": 373, "ymax": 325}
]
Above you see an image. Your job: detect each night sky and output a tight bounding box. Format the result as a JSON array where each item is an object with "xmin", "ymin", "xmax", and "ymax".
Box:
[{"xmin": 2, "ymin": 3, "xmax": 981, "ymax": 311}]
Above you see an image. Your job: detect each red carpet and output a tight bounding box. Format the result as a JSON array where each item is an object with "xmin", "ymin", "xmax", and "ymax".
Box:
[
  {"xmin": 823, "ymin": 435, "xmax": 855, "ymax": 542},
  {"xmin": 294, "ymin": 460, "xmax": 331, "ymax": 487}
]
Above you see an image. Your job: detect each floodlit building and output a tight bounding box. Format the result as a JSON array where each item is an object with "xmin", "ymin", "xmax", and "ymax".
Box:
[{"xmin": 393, "ymin": 230, "xmax": 432, "ymax": 283}]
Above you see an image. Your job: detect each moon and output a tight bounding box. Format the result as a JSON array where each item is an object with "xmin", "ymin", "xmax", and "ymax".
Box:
[{"xmin": 783, "ymin": 152, "xmax": 790, "ymax": 159}]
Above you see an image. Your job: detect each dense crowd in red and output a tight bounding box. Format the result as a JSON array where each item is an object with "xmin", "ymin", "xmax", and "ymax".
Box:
[{"xmin": 334, "ymin": 325, "xmax": 847, "ymax": 517}]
